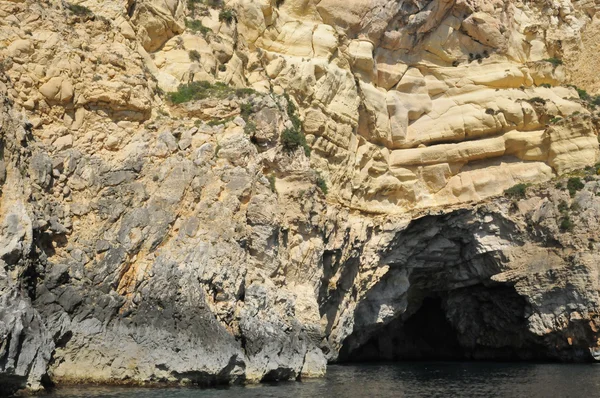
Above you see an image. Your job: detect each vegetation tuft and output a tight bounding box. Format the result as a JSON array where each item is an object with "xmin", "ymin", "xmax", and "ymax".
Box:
[
  {"xmin": 549, "ymin": 117, "xmax": 562, "ymax": 124},
  {"xmin": 268, "ymin": 174, "xmax": 277, "ymax": 193},
  {"xmin": 219, "ymin": 9, "xmax": 236, "ymax": 24},
  {"xmin": 316, "ymin": 174, "xmax": 328, "ymax": 195},
  {"xmin": 542, "ymin": 58, "xmax": 563, "ymax": 67},
  {"xmin": 567, "ymin": 177, "xmax": 584, "ymax": 197},
  {"xmin": 66, "ymin": 3, "xmax": 93, "ymax": 16},
  {"xmin": 189, "ymin": 50, "xmax": 201, "ymax": 62},
  {"xmin": 186, "ymin": 19, "xmax": 211, "ymax": 35},
  {"xmin": 504, "ymin": 183, "xmax": 530, "ymax": 199},
  {"xmin": 559, "ymin": 215, "xmax": 574, "ymax": 232},
  {"xmin": 167, "ymin": 81, "xmax": 254, "ymax": 104},
  {"xmin": 240, "ymin": 102, "xmax": 253, "ymax": 119},
  {"xmin": 528, "ymin": 97, "xmax": 546, "ymax": 105},
  {"xmin": 281, "ymin": 127, "xmax": 311, "ymax": 157}
]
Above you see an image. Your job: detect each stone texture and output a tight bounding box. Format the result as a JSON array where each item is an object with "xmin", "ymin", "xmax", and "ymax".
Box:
[{"xmin": 0, "ymin": 0, "xmax": 600, "ymax": 395}]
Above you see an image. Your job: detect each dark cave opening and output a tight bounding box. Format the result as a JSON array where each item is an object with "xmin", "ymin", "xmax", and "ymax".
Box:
[
  {"xmin": 340, "ymin": 296, "xmax": 464, "ymax": 362},
  {"xmin": 337, "ymin": 285, "xmax": 569, "ymax": 363}
]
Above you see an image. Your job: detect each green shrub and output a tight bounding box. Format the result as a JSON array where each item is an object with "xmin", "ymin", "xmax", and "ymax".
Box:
[
  {"xmin": 504, "ymin": 183, "xmax": 530, "ymax": 199},
  {"xmin": 550, "ymin": 117, "xmax": 562, "ymax": 124},
  {"xmin": 559, "ymin": 215, "xmax": 574, "ymax": 232},
  {"xmin": 281, "ymin": 127, "xmax": 310, "ymax": 157},
  {"xmin": 167, "ymin": 81, "xmax": 255, "ymax": 104},
  {"xmin": 66, "ymin": 3, "xmax": 92, "ymax": 16},
  {"xmin": 189, "ymin": 50, "xmax": 201, "ymax": 62},
  {"xmin": 316, "ymin": 174, "xmax": 328, "ymax": 195},
  {"xmin": 219, "ymin": 8, "xmax": 236, "ymax": 24},
  {"xmin": 558, "ymin": 200, "xmax": 569, "ymax": 213},
  {"xmin": 567, "ymin": 177, "xmax": 584, "ymax": 197},
  {"xmin": 528, "ymin": 97, "xmax": 546, "ymax": 105},
  {"xmin": 543, "ymin": 58, "xmax": 563, "ymax": 67},
  {"xmin": 240, "ymin": 102, "xmax": 253, "ymax": 119},
  {"xmin": 568, "ymin": 85, "xmax": 591, "ymax": 101},
  {"xmin": 540, "ymin": 83, "xmax": 552, "ymax": 88},
  {"xmin": 186, "ymin": 19, "xmax": 210, "ymax": 35},
  {"xmin": 235, "ymin": 88, "xmax": 257, "ymax": 97},
  {"xmin": 207, "ymin": 116, "xmax": 234, "ymax": 126},
  {"xmin": 268, "ymin": 174, "xmax": 276, "ymax": 193}
]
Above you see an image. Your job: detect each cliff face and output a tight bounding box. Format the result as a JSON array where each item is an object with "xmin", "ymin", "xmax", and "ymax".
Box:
[{"xmin": 1, "ymin": 0, "xmax": 600, "ymax": 395}]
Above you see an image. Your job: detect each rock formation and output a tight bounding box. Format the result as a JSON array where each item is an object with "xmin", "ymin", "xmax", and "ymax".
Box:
[{"xmin": 1, "ymin": 0, "xmax": 600, "ymax": 395}]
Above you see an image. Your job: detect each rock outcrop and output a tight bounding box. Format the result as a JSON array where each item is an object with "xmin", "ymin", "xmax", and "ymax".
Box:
[{"xmin": 0, "ymin": 0, "xmax": 600, "ymax": 395}]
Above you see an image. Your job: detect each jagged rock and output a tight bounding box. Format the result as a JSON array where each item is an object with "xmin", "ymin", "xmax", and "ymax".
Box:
[{"xmin": 0, "ymin": 0, "xmax": 600, "ymax": 395}]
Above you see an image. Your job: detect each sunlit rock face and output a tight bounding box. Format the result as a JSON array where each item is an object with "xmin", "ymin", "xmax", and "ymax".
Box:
[
  {"xmin": 1, "ymin": 0, "xmax": 600, "ymax": 395},
  {"xmin": 233, "ymin": 0, "xmax": 599, "ymax": 213}
]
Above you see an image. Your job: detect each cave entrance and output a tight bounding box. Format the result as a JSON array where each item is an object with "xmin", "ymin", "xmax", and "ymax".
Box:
[
  {"xmin": 340, "ymin": 296, "xmax": 464, "ymax": 362},
  {"xmin": 338, "ymin": 285, "xmax": 554, "ymax": 363}
]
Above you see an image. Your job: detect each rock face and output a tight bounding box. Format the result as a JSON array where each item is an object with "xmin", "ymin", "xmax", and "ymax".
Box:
[{"xmin": 0, "ymin": 0, "xmax": 600, "ymax": 395}]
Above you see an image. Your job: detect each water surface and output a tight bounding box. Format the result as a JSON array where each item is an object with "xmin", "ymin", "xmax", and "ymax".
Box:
[{"xmin": 48, "ymin": 362, "xmax": 599, "ymax": 398}]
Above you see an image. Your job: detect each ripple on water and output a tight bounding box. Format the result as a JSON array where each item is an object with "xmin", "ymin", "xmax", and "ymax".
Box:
[{"xmin": 46, "ymin": 362, "xmax": 600, "ymax": 398}]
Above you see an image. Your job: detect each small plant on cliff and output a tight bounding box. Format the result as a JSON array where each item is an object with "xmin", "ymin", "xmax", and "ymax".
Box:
[
  {"xmin": 236, "ymin": 88, "xmax": 257, "ymax": 97},
  {"xmin": 504, "ymin": 183, "xmax": 530, "ymax": 199},
  {"xmin": 283, "ymin": 93, "xmax": 303, "ymax": 131},
  {"xmin": 567, "ymin": 177, "xmax": 585, "ymax": 197},
  {"xmin": 186, "ymin": 19, "xmax": 210, "ymax": 35},
  {"xmin": 240, "ymin": 102, "xmax": 253, "ymax": 119},
  {"xmin": 207, "ymin": 116, "xmax": 234, "ymax": 126},
  {"xmin": 281, "ymin": 127, "xmax": 310, "ymax": 157},
  {"xmin": 558, "ymin": 200, "xmax": 569, "ymax": 213},
  {"xmin": 219, "ymin": 8, "xmax": 236, "ymax": 24},
  {"xmin": 167, "ymin": 81, "xmax": 255, "ymax": 104},
  {"xmin": 66, "ymin": 3, "xmax": 93, "ymax": 16},
  {"xmin": 543, "ymin": 58, "xmax": 563, "ymax": 67},
  {"xmin": 540, "ymin": 83, "xmax": 552, "ymax": 89},
  {"xmin": 550, "ymin": 117, "xmax": 562, "ymax": 124},
  {"xmin": 316, "ymin": 173, "xmax": 328, "ymax": 195},
  {"xmin": 559, "ymin": 214, "xmax": 574, "ymax": 232},
  {"xmin": 577, "ymin": 88, "xmax": 590, "ymax": 101},
  {"xmin": 268, "ymin": 174, "xmax": 277, "ymax": 193},
  {"xmin": 188, "ymin": 50, "xmax": 201, "ymax": 62},
  {"xmin": 528, "ymin": 97, "xmax": 546, "ymax": 105}
]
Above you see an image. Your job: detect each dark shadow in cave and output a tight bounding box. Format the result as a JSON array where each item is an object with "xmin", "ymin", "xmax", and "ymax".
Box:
[
  {"xmin": 339, "ymin": 296, "xmax": 464, "ymax": 362},
  {"xmin": 338, "ymin": 284, "xmax": 564, "ymax": 363}
]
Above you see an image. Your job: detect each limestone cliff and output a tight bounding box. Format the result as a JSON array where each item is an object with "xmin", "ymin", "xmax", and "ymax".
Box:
[{"xmin": 1, "ymin": 0, "xmax": 600, "ymax": 395}]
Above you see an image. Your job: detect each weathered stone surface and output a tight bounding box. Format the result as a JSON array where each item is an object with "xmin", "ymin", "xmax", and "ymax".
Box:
[{"xmin": 1, "ymin": 0, "xmax": 600, "ymax": 395}]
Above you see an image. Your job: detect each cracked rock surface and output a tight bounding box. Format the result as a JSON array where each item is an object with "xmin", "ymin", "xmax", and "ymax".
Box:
[{"xmin": 1, "ymin": 0, "xmax": 600, "ymax": 395}]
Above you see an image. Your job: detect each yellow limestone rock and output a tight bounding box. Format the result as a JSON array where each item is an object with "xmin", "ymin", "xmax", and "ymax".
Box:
[{"xmin": 39, "ymin": 77, "xmax": 74, "ymax": 103}]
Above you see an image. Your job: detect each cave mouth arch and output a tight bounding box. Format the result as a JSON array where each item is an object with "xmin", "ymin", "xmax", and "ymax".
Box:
[
  {"xmin": 340, "ymin": 296, "xmax": 463, "ymax": 362},
  {"xmin": 338, "ymin": 285, "xmax": 555, "ymax": 363}
]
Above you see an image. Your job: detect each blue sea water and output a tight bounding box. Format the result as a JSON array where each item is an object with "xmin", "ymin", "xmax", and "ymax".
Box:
[{"xmin": 46, "ymin": 362, "xmax": 600, "ymax": 398}]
